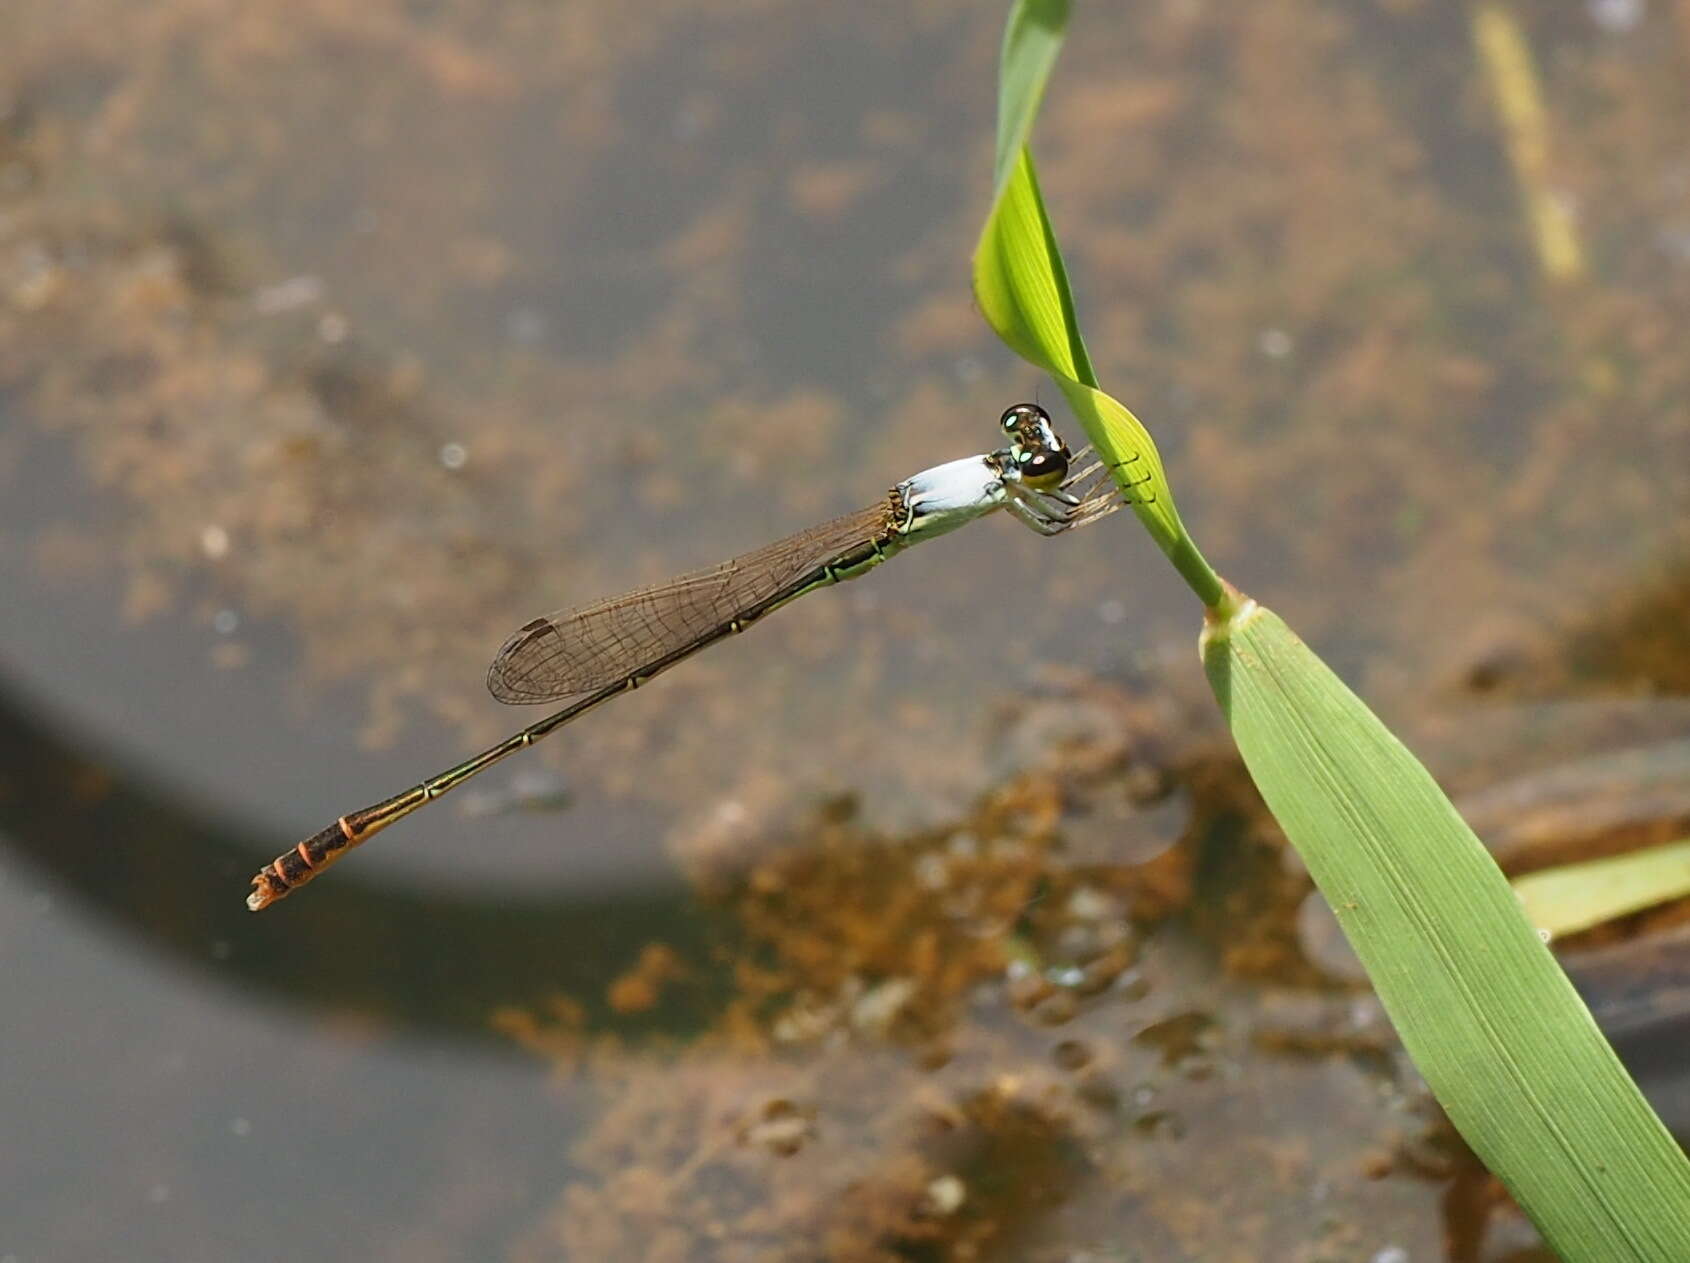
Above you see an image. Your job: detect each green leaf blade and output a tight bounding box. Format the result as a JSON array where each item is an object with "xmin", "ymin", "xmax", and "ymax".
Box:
[
  {"xmin": 975, "ymin": 149, "xmax": 1078, "ymax": 379},
  {"xmin": 1205, "ymin": 601, "xmax": 1690, "ymax": 1260},
  {"xmin": 974, "ymin": 3, "xmax": 1690, "ymax": 1251},
  {"xmin": 993, "ymin": 0, "xmax": 1071, "ymax": 195},
  {"xmin": 974, "ymin": 102, "xmax": 1220, "ymax": 602},
  {"xmin": 1516, "ymin": 838, "xmax": 1690, "ymax": 940}
]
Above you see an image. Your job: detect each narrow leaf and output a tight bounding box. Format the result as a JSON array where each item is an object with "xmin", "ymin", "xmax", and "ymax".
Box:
[
  {"xmin": 1205, "ymin": 600, "xmax": 1690, "ymax": 1259},
  {"xmin": 993, "ymin": 0, "xmax": 1070, "ymax": 197},
  {"xmin": 1516, "ymin": 839, "xmax": 1690, "ymax": 941},
  {"xmin": 974, "ymin": 44, "xmax": 1220, "ymax": 603}
]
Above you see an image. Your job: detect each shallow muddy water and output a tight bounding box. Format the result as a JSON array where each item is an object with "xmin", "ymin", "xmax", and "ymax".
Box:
[{"xmin": 2, "ymin": 3, "xmax": 1688, "ymax": 1259}]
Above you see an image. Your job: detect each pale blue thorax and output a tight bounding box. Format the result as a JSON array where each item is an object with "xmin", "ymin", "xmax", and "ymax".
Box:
[{"xmin": 895, "ymin": 455, "xmax": 1009, "ymax": 545}]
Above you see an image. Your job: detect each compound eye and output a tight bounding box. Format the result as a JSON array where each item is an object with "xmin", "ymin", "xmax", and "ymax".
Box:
[
  {"xmin": 1000, "ymin": 402, "xmax": 1040, "ymax": 433},
  {"xmin": 1018, "ymin": 448, "xmax": 1068, "ymax": 490}
]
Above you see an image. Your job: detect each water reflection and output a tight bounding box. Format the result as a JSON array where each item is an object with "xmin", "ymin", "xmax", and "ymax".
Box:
[
  {"xmin": 0, "ymin": 676, "xmax": 728, "ymax": 1044},
  {"xmin": 4, "ymin": 0, "xmax": 1689, "ymax": 1258}
]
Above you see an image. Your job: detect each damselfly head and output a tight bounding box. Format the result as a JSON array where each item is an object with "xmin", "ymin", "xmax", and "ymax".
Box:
[{"xmin": 999, "ymin": 402, "xmax": 1070, "ymax": 491}]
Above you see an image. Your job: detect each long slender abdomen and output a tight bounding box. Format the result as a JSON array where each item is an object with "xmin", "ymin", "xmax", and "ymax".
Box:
[
  {"xmin": 246, "ymin": 785, "xmax": 431, "ymax": 910},
  {"xmin": 246, "ymin": 526, "xmax": 899, "ymax": 911}
]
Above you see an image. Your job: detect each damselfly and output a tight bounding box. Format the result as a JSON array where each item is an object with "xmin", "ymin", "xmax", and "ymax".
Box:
[{"xmin": 248, "ymin": 404, "xmax": 1119, "ymax": 910}]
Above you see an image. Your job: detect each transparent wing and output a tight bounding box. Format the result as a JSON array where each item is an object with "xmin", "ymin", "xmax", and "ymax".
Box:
[{"xmin": 487, "ymin": 504, "xmax": 890, "ymax": 703}]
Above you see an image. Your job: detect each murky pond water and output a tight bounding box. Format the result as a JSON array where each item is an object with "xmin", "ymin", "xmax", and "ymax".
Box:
[{"xmin": 2, "ymin": 2, "xmax": 1688, "ymax": 1259}]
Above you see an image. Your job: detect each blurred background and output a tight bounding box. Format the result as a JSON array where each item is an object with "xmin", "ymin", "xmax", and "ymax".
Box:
[{"xmin": 2, "ymin": 1, "xmax": 1688, "ymax": 1259}]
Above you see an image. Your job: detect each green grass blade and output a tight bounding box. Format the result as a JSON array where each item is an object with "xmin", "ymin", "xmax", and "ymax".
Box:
[
  {"xmin": 992, "ymin": 0, "xmax": 1070, "ymax": 198},
  {"xmin": 974, "ymin": 10, "xmax": 1220, "ymax": 605},
  {"xmin": 1516, "ymin": 839, "xmax": 1690, "ymax": 941},
  {"xmin": 1204, "ymin": 600, "xmax": 1690, "ymax": 1259},
  {"xmin": 972, "ymin": 2, "xmax": 1690, "ymax": 1252},
  {"xmin": 976, "ymin": 146, "xmax": 1091, "ymax": 383}
]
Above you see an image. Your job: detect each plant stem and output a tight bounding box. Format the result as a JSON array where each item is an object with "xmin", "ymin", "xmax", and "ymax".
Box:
[{"xmin": 1168, "ymin": 534, "xmax": 1226, "ymax": 610}]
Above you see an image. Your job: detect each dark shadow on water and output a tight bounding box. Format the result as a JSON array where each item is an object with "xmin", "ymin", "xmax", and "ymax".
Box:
[{"xmin": 0, "ymin": 676, "xmax": 733, "ymax": 1048}]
